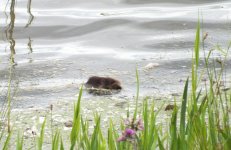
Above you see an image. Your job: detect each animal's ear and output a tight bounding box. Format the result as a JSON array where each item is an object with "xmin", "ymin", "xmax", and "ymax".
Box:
[{"xmin": 112, "ymin": 83, "xmax": 122, "ymax": 90}]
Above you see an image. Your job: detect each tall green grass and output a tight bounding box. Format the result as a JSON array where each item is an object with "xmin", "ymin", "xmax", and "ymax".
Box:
[
  {"xmin": 0, "ymin": 57, "xmax": 18, "ymax": 148},
  {"xmin": 52, "ymin": 130, "xmax": 60, "ymax": 150},
  {"xmin": 37, "ymin": 118, "xmax": 46, "ymax": 150},
  {"xmin": 70, "ymin": 86, "xmax": 82, "ymax": 149},
  {"xmin": 16, "ymin": 132, "xmax": 23, "ymax": 150},
  {"xmin": 2, "ymin": 130, "xmax": 12, "ymax": 150}
]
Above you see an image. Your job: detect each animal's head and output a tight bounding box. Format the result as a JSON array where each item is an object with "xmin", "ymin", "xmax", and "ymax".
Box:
[{"xmin": 111, "ymin": 83, "xmax": 122, "ymax": 90}]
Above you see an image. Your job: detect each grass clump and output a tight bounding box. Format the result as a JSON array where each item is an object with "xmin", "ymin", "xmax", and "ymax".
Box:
[{"xmin": 37, "ymin": 118, "xmax": 46, "ymax": 150}]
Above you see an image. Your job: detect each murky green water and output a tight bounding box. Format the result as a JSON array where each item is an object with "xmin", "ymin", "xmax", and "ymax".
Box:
[{"xmin": 0, "ymin": 0, "xmax": 231, "ymax": 108}]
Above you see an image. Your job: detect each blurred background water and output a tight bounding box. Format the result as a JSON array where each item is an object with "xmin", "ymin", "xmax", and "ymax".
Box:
[{"xmin": 0, "ymin": 0, "xmax": 231, "ymax": 108}]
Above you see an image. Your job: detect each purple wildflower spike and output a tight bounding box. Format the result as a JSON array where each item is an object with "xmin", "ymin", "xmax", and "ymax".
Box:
[
  {"xmin": 125, "ymin": 128, "xmax": 136, "ymax": 136},
  {"xmin": 117, "ymin": 128, "xmax": 136, "ymax": 142},
  {"xmin": 118, "ymin": 117, "xmax": 144, "ymax": 143}
]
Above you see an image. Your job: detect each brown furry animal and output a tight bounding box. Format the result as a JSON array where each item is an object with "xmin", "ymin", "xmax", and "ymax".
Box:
[{"xmin": 85, "ymin": 76, "xmax": 122, "ymax": 90}]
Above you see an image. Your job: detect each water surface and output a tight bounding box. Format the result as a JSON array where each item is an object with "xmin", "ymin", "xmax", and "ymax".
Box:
[{"xmin": 0, "ymin": 0, "xmax": 231, "ymax": 108}]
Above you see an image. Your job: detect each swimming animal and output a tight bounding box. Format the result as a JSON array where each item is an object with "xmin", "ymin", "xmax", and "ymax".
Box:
[{"xmin": 85, "ymin": 76, "xmax": 122, "ymax": 90}]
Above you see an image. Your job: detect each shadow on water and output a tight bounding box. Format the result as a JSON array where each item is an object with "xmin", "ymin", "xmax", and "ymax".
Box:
[
  {"xmin": 138, "ymin": 20, "xmax": 227, "ymax": 31},
  {"xmin": 11, "ymin": 19, "xmax": 133, "ymax": 39},
  {"xmin": 25, "ymin": 0, "xmax": 34, "ymax": 28}
]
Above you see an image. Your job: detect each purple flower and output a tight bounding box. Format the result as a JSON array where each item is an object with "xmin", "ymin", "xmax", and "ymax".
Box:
[
  {"xmin": 117, "ymin": 117, "xmax": 144, "ymax": 142},
  {"xmin": 125, "ymin": 128, "xmax": 136, "ymax": 136},
  {"xmin": 117, "ymin": 128, "xmax": 136, "ymax": 142}
]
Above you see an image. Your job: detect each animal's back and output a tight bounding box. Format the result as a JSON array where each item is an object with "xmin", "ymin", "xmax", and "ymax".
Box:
[{"xmin": 85, "ymin": 76, "xmax": 122, "ymax": 90}]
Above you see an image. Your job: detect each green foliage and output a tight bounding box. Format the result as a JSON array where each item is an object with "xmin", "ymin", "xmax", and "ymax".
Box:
[
  {"xmin": 139, "ymin": 99, "xmax": 160, "ymax": 150},
  {"xmin": 133, "ymin": 66, "xmax": 140, "ymax": 120},
  {"xmin": 60, "ymin": 137, "xmax": 64, "ymax": 150},
  {"xmin": 16, "ymin": 132, "xmax": 23, "ymax": 150},
  {"xmin": 108, "ymin": 120, "xmax": 117, "ymax": 150},
  {"xmin": 2, "ymin": 131, "xmax": 12, "ymax": 150},
  {"xmin": 37, "ymin": 118, "xmax": 46, "ymax": 150},
  {"xmin": 52, "ymin": 130, "xmax": 60, "ymax": 150},
  {"xmin": 170, "ymin": 104, "xmax": 178, "ymax": 150},
  {"xmin": 70, "ymin": 86, "xmax": 83, "ymax": 149},
  {"xmin": 90, "ymin": 114, "xmax": 106, "ymax": 150},
  {"xmin": 179, "ymin": 78, "xmax": 189, "ymax": 149}
]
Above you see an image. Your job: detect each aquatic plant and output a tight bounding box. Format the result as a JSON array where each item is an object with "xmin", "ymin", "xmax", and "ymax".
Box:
[
  {"xmin": 52, "ymin": 130, "xmax": 60, "ymax": 150},
  {"xmin": 37, "ymin": 118, "xmax": 46, "ymax": 150},
  {"xmin": 117, "ymin": 118, "xmax": 144, "ymax": 142},
  {"xmin": 16, "ymin": 132, "xmax": 23, "ymax": 150}
]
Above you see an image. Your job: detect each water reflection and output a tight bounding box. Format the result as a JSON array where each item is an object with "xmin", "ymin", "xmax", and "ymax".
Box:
[
  {"xmin": 25, "ymin": 0, "xmax": 34, "ymax": 28},
  {"xmin": 4, "ymin": 0, "xmax": 35, "ymax": 64},
  {"xmin": 25, "ymin": 0, "xmax": 34, "ymax": 54},
  {"xmin": 27, "ymin": 37, "xmax": 33, "ymax": 53},
  {"xmin": 5, "ymin": 0, "xmax": 16, "ymax": 64}
]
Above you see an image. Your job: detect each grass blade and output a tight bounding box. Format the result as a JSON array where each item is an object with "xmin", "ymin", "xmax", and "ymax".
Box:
[
  {"xmin": 16, "ymin": 131, "xmax": 23, "ymax": 150},
  {"xmin": 158, "ymin": 136, "xmax": 164, "ymax": 150},
  {"xmin": 2, "ymin": 131, "xmax": 12, "ymax": 150},
  {"xmin": 133, "ymin": 66, "xmax": 140, "ymax": 120},
  {"xmin": 70, "ymin": 86, "xmax": 83, "ymax": 149},
  {"xmin": 194, "ymin": 16, "xmax": 200, "ymax": 67},
  {"xmin": 180, "ymin": 78, "xmax": 189, "ymax": 138},
  {"xmin": 37, "ymin": 118, "xmax": 46, "ymax": 150},
  {"xmin": 170, "ymin": 104, "xmax": 178, "ymax": 150},
  {"xmin": 52, "ymin": 130, "xmax": 60, "ymax": 150},
  {"xmin": 60, "ymin": 137, "xmax": 64, "ymax": 150},
  {"xmin": 108, "ymin": 120, "xmax": 117, "ymax": 150}
]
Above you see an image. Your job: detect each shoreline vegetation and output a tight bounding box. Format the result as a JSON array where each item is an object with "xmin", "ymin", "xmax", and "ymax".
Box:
[{"xmin": 1, "ymin": 17, "xmax": 231, "ymax": 150}]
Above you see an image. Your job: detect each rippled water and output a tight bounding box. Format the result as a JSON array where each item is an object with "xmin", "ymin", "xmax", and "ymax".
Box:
[{"xmin": 0, "ymin": 0, "xmax": 231, "ymax": 108}]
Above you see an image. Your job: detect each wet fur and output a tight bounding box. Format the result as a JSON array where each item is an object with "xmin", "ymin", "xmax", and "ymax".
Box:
[{"xmin": 85, "ymin": 76, "xmax": 122, "ymax": 90}]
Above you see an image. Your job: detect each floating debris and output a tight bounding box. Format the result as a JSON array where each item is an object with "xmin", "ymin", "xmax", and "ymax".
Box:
[
  {"xmin": 114, "ymin": 101, "xmax": 128, "ymax": 108},
  {"xmin": 100, "ymin": 12, "xmax": 110, "ymax": 16},
  {"xmin": 144, "ymin": 63, "xmax": 159, "ymax": 70},
  {"xmin": 64, "ymin": 120, "xmax": 73, "ymax": 128},
  {"xmin": 86, "ymin": 88, "xmax": 114, "ymax": 95},
  {"xmin": 170, "ymin": 70, "xmax": 177, "ymax": 74},
  {"xmin": 24, "ymin": 126, "xmax": 38, "ymax": 138},
  {"xmin": 171, "ymin": 93, "xmax": 180, "ymax": 97},
  {"xmin": 203, "ymin": 32, "xmax": 209, "ymax": 41},
  {"xmin": 165, "ymin": 104, "xmax": 176, "ymax": 111}
]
